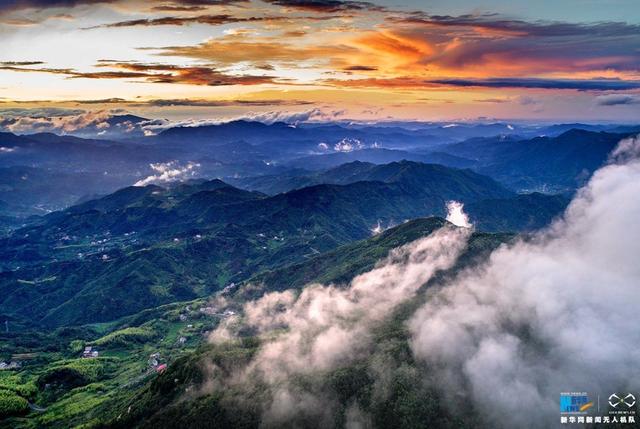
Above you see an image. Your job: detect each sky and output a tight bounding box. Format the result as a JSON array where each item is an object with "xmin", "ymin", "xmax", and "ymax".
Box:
[{"xmin": 1, "ymin": 0, "xmax": 639, "ymax": 122}]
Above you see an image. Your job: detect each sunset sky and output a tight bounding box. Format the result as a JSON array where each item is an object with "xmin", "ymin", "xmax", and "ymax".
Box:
[{"xmin": 1, "ymin": 0, "xmax": 640, "ymax": 122}]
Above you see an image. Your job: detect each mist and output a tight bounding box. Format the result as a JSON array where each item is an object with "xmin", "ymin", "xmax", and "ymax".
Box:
[
  {"xmin": 209, "ymin": 225, "xmax": 472, "ymax": 424},
  {"xmin": 445, "ymin": 200, "xmax": 472, "ymax": 228},
  {"xmin": 199, "ymin": 136, "xmax": 640, "ymax": 427},
  {"xmin": 134, "ymin": 161, "xmax": 200, "ymax": 186},
  {"xmin": 410, "ymin": 136, "xmax": 640, "ymax": 427}
]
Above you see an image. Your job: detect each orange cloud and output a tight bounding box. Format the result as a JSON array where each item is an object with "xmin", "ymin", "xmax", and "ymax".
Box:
[
  {"xmin": 352, "ymin": 30, "xmax": 433, "ymax": 61},
  {"xmin": 154, "ymin": 33, "xmax": 356, "ymax": 66},
  {"xmin": 3, "ymin": 3, "xmax": 639, "ymax": 100},
  {"xmin": 347, "ymin": 30, "xmax": 435, "ymax": 74},
  {"xmin": 323, "ymin": 76, "xmax": 433, "ymax": 88}
]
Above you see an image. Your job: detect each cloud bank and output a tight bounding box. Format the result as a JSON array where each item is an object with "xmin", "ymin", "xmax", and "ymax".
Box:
[
  {"xmin": 410, "ymin": 136, "xmax": 640, "ymax": 427},
  {"xmin": 0, "ymin": 107, "xmax": 344, "ymax": 136},
  {"xmin": 134, "ymin": 161, "xmax": 200, "ymax": 186},
  {"xmin": 0, "ymin": 108, "xmax": 113, "ymax": 134},
  {"xmin": 140, "ymin": 108, "xmax": 344, "ymax": 134},
  {"xmin": 210, "ymin": 225, "xmax": 472, "ymax": 424},
  {"xmin": 195, "ymin": 135, "xmax": 640, "ymax": 427}
]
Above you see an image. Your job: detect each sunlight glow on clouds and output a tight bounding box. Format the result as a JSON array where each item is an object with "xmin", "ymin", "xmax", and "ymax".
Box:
[{"xmin": 0, "ymin": 0, "xmax": 639, "ymax": 121}]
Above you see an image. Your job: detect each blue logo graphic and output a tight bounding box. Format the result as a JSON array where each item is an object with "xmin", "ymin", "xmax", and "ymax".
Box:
[{"xmin": 560, "ymin": 393, "xmax": 593, "ymax": 413}]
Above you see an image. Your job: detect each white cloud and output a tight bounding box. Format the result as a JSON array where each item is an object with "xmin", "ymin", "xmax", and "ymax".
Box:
[
  {"xmin": 0, "ymin": 108, "xmax": 113, "ymax": 134},
  {"xmin": 409, "ymin": 136, "xmax": 640, "ymax": 427},
  {"xmin": 209, "ymin": 226, "xmax": 472, "ymax": 423},
  {"xmin": 445, "ymin": 200, "xmax": 472, "ymax": 228},
  {"xmin": 333, "ymin": 137, "xmax": 364, "ymax": 152},
  {"xmin": 141, "ymin": 108, "xmax": 344, "ymax": 136},
  {"xmin": 0, "ymin": 107, "xmax": 346, "ymax": 137},
  {"xmin": 140, "ymin": 108, "xmax": 346, "ymax": 135},
  {"xmin": 134, "ymin": 161, "xmax": 200, "ymax": 186}
]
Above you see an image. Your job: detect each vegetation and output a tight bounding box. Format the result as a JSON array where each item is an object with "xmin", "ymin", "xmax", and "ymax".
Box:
[
  {"xmin": 92, "ymin": 328, "xmax": 157, "ymax": 348},
  {"xmin": 37, "ymin": 358, "xmax": 115, "ymax": 391},
  {"xmin": 0, "ymin": 213, "xmax": 513, "ymax": 428},
  {"xmin": 0, "ymin": 389, "xmax": 29, "ymax": 419},
  {"xmin": 0, "ymin": 303, "xmax": 212, "ymax": 428},
  {"xmin": 0, "ymin": 164, "xmax": 540, "ymax": 328},
  {"xmin": 92, "ymin": 296, "xmax": 481, "ymax": 429},
  {"xmin": 0, "ymin": 142, "xmax": 603, "ymax": 427},
  {"xmin": 0, "ymin": 373, "xmax": 37, "ymax": 399}
]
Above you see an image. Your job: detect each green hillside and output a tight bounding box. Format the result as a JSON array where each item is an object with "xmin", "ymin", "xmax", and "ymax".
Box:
[
  {"xmin": 0, "ymin": 164, "xmax": 526, "ymax": 328},
  {"xmin": 82, "ymin": 223, "xmax": 510, "ymax": 429},
  {"xmin": 241, "ymin": 217, "xmax": 511, "ymax": 298},
  {"xmin": 0, "ymin": 217, "xmax": 510, "ymax": 429}
]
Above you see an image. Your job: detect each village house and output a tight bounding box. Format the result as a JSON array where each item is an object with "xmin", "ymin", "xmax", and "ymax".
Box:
[
  {"xmin": 199, "ymin": 306, "xmax": 216, "ymax": 315},
  {"xmin": 148, "ymin": 352, "xmax": 161, "ymax": 368},
  {"xmin": 0, "ymin": 361, "xmax": 21, "ymax": 370},
  {"xmin": 82, "ymin": 346, "xmax": 99, "ymax": 358},
  {"xmin": 221, "ymin": 282, "xmax": 236, "ymax": 294}
]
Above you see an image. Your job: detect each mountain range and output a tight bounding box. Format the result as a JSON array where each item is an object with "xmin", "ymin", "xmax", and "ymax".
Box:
[
  {"xmin": 0, "ymin": 123, "xmax": 633, "ymax": 221},
  {"xmin": 0, "ymin": 160, "xmax": 565, "ymax": 328},
  {"xmin": 0, "ymin": 119, "xmax": 635, "ymax": 429}
]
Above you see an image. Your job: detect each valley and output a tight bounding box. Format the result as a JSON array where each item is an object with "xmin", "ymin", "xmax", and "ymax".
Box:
[{"xmin": 0, "ymin": 112, "xmax": 636, "ymax": 429}]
